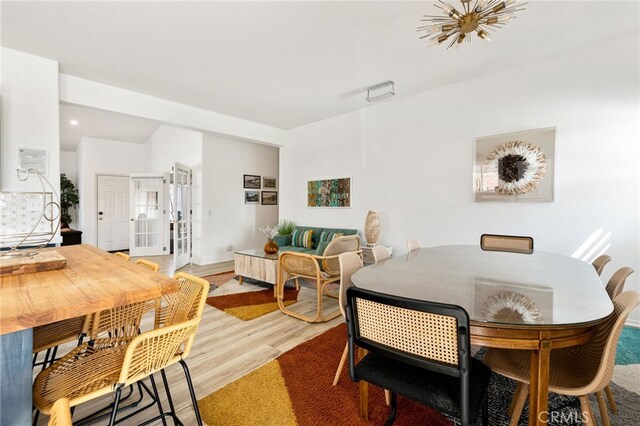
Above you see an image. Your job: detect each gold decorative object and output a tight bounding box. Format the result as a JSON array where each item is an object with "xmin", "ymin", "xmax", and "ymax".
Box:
[
  {"xmin": 364, "ymin": 210, "xmax": 380, "ymax": 247},
  {"xmin": 418, "ymin": 0, "xmax": 526, "ymax": 48}
]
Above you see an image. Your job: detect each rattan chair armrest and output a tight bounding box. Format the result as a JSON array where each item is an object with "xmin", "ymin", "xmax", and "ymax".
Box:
[{"xmin": 315, "ymin": 250, "xmax": 362, "ymax": 276}]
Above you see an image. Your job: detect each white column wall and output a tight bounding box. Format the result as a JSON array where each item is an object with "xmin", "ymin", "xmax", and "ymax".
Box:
[
  {"xmin": 0, "ymin": 48, "xmax": 61, "ymax": 243},
  {"xmin": 143, "ymin": 125, "xmax": 204, "ymax": 262},
  {"xmin": 280, "ymin": 35, "xmax": 640, "ymax": 322}
]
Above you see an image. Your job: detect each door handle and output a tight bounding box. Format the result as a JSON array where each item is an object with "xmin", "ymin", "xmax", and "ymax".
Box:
[{"xmin": 130, "ymin": 218, "xmax": 135, "ymax": 222}]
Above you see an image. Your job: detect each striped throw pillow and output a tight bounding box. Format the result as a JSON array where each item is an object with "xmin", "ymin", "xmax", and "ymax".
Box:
[
  {"xmin": 319, "ymin": 231, "xmax": 344, "ymax": 243},
  {"xmin": 292, "ymin": 229, "xmax": 314, "ymax": 248}
]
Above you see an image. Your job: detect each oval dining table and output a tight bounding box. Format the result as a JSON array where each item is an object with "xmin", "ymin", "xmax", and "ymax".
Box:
[{"xmin": 351, "ymin": 245, "xmax": 613, "ymax": 426}]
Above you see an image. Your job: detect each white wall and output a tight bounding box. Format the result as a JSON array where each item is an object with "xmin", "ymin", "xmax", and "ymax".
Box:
[
  {"xmin": 144, "ymin": 125, "xmax": 204, "ymax": 260},
  {"xmin": 281, "ymin": 36, "xmax": 640, "ymax": 322},
  {"xmin": 77, "ymin": 137, "xmax": 145, "ymax": 246},
  {"xmin": 201, "ymin": 133, "xmax": 279, "ymax": 264}
]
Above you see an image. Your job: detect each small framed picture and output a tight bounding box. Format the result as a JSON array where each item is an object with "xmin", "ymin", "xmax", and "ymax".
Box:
[
  {"xmin": 263, "ymin": 176, "xmax": 277, "ymax": 189},
  {"xmin": 245, "ymin": 191, "xmax": 259, "ymax": 204},
  {"xmin": 261, "ymin": 191, "xmax": 278, "ymax": 205},
  {"xmin": 243, "ymin": 174, "xmax": 261, "ymax": 189}
]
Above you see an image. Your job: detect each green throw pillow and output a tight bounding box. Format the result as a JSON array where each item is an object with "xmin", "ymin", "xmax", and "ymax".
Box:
[
  {"xmin": 319, "ymin": 231, "xmax": 343, "ymax": 243},
  {"xmin": 292, "ymin": 229, "xmax": 314, "ymax": 249}
]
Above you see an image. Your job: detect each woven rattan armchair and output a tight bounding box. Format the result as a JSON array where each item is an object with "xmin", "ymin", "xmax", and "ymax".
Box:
[
  {"xmin": 332, "ymin": 252, "xmax": 364, "ymax": 386},
  {"xmin": 135, "ymin": 258, "xmax": 160, "ymax": 272},
  {"xmin": 33, "ymin": 274, "xmax": 209, "ymax": 426},
  {"xmin": 113, "ymin": 252, "xmax": 131, "ymax": 261},
  {"xmin": 480, "ymin": 234, "xmax": 533, "ymax": 254},
  {"xmin": 277, "ymin": 235, "xmax": 361, "ymax": 323},
  {"xmin": 345, "ymin": 287, "xmax": 491, "ymax": 425},
  {"xmin": 406, "ymin": 238, "xmax": 422, "ymax": 253},
  {"xmin": 483, "ymin": 291, "xmax": 640, "ymax": 426},
  {"xmin": 48, "ymin": 398, "xmax": 72, "ymax": 426},
  {"xmin": 605, "ymin": 267, "xmax": 633, "ymax": 300},
  {"xmin": 592, "ymin": 254, "xmax": 612, "ymax": 277},
  {"xmin": 371, "ymin": 245, "xmax": 391, "ymax": 263}
]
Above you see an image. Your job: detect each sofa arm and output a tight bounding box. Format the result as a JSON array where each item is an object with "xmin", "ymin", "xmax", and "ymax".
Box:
[{"xmin": 274, "ymin": 234, "xmax": 292, "ymax": 246}]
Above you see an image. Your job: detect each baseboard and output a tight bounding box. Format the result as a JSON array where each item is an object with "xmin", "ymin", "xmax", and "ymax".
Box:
[{"xmin": 626, "ymin": 319, "xmax": 640, "ymax": 328}]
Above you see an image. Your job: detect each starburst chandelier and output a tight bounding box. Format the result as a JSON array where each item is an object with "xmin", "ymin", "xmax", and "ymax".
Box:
[{"xmin": 418, "ymin": 0, "xmax": 526, "ymax": 48}]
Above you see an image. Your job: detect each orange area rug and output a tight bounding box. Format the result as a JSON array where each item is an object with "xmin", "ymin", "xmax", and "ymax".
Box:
[
  {"xmin": 206, "ymin": 285, "xmax": 299, "ymax": 321},
  {"xmin": 197, "ymin": 324, "xmax": 453, "ymax": 425}
]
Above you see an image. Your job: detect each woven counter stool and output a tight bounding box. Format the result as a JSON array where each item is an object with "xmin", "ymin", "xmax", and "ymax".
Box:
[
  {"xmin": 134, "ymin": 258, "xmax": 160, "ymax": 272},
  {"xmin": 48, "ymin": 398, "xmax": 72, "ymax": 426},
  {"xmin": 33, "ymin": 273, "xmax": 209, "ymax": 426},
  {"xmin": 113, "ymin": 252, "xmax": 131, "ymax": 261},
  {"xmin": 483, "ymin": 291, "xmax": 640, "ymax": 426},
  {"xmin": 33, "ymin": 315, "xmax": 89, "ymax": 371}
]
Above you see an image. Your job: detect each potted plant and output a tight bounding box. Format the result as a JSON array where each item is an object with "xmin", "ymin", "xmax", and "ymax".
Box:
[
  {"xmin": 277, "ymin": 219, "xmax": 296, "ymax": 236},
  {"xmin": 60, "ymin": 173, "xmax": 79, "ymax": 229}
]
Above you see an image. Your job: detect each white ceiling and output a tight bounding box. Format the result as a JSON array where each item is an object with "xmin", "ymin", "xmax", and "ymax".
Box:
[
  {"xmin": 3, "ymin": 1, "xmax": 639, "ymax": 130},
  {"xmin": 60, "ymin": 104, "xmax": 160, "ymax": 151}
]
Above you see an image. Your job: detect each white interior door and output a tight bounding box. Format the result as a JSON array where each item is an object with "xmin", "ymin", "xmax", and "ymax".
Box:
[
  {"xmin": 172, "ymin": 162, "xmax": 192, "ymax": 270},
  {"xmin": 129, "ymin": 175, "xmax": 165, "ymax": 257},
  {"xmin": 97, "ymin": 175, "xmax": 129, "ymax": 251}
]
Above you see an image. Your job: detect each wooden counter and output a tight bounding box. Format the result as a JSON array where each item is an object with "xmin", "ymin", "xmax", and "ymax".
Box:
[
  {"xmin": 0, "ymin": 244, "xmax": 178, "ymax": 425},
  {"xmin": 0, "ymin": 244, "xmax": 178, "ymax": 335}
]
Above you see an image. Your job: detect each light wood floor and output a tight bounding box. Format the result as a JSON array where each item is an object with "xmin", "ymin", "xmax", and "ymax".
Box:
[{"xmin": 34, "ymin": 255, "xmax": 343, "ymax": 425}]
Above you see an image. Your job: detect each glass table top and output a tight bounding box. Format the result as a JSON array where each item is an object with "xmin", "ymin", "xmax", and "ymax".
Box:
[
  {"xmin": 234, "ymin": 248, "xmax": 279, "ymax": 260},
  {"xmin": 351, "ymin": 245, "xmax": 613, "ymax": 326}
]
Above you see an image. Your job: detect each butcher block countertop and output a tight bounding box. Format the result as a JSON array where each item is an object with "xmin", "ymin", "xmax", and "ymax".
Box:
[{"xmin": 0, "ymin": 244, "xmax": 178, "ymax": 334}]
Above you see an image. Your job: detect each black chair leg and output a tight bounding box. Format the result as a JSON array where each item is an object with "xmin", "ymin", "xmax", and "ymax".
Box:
[
  {"xmin": 32, "ymin": 409, "xmax": 40, "ymax": 426},
  {"xmin": 149, "ymin": 374, "xmax": 168, "ymax": 426},
  {"xmin": 179, "ymin": 359, "xmax": 203, "ymax": 426},
  {"xmin": 160, "ymin": 369, "xmax": 177, "ymax": 417},
  {"xmin": 385, "ymin": 392, "xmax": 397, "ymax": 426},
  {"xmin": 108, "ymin": 386, "xmax": 123, "ymax": 426}
]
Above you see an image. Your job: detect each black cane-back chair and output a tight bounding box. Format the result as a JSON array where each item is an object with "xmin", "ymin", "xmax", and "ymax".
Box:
[{"xmin": 345, "ymin": 287, "xmax": 491, "ymax": 426}]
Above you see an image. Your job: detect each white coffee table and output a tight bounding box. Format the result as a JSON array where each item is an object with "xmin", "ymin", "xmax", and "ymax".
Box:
[{"xmin": 234, "ymin": 248, "xmax": 279, "ymax": 296}]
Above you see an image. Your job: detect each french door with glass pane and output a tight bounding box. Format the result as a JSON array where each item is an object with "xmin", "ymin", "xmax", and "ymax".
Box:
[
  {"xmin": 172, "ymin": 162, "xmax": 191, "ymax": 270},
  {"xmin": 129, "ymin": 175, "xmax": 165, "ymax": 257}
]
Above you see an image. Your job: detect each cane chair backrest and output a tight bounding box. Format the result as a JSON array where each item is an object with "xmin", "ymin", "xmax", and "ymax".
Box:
[
  {"xmin": 480, "ymin": 234, "xmax": 533, "ymax": 254},
  {"xmin": 338, "ymin": 252, "xmax": 364, "ymax": 319},
  {"xmin": 114, "ymin": 252, "xmax": 131, "ymax": 261},
  {"xmin": 406, "ymin": 238, "xmax": 422, "ymax": 253},
  {"xmin": 279, "ymin": 252, "xmax": 321, "ymax": 280},
  {"xmin": 135, "ymin": 258, "xmax": 160, "ymax": 272},
  {"xmin": 605, "ymin": 267, "xmax": 634, "ymax": 300},
  {"xmin": 346, "ymin": 287, "xmax": 469, "ymax": 372},
  {"xmin": 591, "ymin": 255, "xmax": 612, "ymax": 277},
  {"xmin": 371, "ymin": 245, "xmax": 391, "ymax": 263},
  {"xmin": 322, "ymin": 235, "xmax": 361, "ymax": 275}
]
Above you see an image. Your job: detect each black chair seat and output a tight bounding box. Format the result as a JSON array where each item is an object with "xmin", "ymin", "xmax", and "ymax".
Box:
[{"xmin": 355, "ymin": 352, "xmax": 492, "ymax": 420}]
